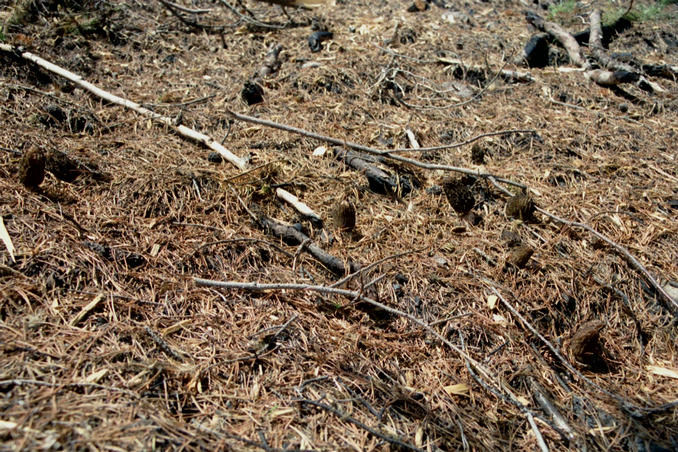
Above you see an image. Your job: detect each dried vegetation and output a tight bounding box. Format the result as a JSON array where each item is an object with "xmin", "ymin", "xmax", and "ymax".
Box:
[{"xmin": 1, "ymin": 0, "xmax": 677, "ymax": 450}]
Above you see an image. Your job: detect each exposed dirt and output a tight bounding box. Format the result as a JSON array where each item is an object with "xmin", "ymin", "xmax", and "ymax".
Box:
[{"xmin": 1, "ymin": 0, "xmax": 677, "ymax": 450}]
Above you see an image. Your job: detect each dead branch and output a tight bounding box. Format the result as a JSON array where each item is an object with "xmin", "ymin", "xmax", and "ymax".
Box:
[
  {"xmin": 537, "ymin": 207, "xmax": 677, "ymax": 314},
  {"xmin": 525, "ymin": 11, "xmax": 589, "ymax": 69},
  {"xmin": 226, "ymin": 110, "xmax": 528, "ymax": 189},
  {"xmin": 275, "ymin": 188, "xmax": 322, "ymax": 226},
  {"xmin": 294, "ymin": 398, "xmax": 424, "ymax": 451},
  {"xmin": 256, "ymin": 214, "xmax": 357, "ymax": 276},
  {"xmin": 334, "ymin": 148, "xmax": 413, "ymax": 197},
  {"xmin": 0, "ymin": 43, "xmax": 247, "ymax": 169}
]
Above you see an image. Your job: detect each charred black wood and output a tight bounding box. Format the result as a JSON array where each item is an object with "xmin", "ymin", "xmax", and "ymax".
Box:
[{"xmin": 334, "ymin": 148, "xmax": 413, "ymax": 197}]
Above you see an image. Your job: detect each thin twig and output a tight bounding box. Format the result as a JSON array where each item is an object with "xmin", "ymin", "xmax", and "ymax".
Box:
[
  {"xmin": 193, "ymin": 278, "xmax": 514, "ymax": 395},
  {"xmin": 145, "ymin": 326, "xmax": 185, "ymax": 362},
  {"xmin": 0, "ymin": 379, "xmax": 139, "ymax": 398},
  {"xmin": 485, "ymin": 285, "xmax": 657, "ymax": 415},
  {"xmin": 226, "ymin": 110, "xmax": 526, "ymax": 189},
  {"xmin": 538, "ymin": 207, "xmax": 677, "ymax": 314},
  {"xmin": 294, "ymin": 398, "xmax": 424, "ymax": 452},
  {"xmin": 331, "ymin": 248, "xmax": 422, "ymax": 288},
  {"xmin": 0, "ymin": 43, "xmax": 247, "ymax": 169}
]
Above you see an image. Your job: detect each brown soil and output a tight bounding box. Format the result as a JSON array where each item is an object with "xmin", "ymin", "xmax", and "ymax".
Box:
[{"xmin": 1, "ymin": 0, "xmax": 677, "ymax": 451}]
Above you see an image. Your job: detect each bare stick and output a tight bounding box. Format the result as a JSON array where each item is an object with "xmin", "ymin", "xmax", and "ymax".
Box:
[
  {"xmin": 0, "ymin": 43, "xmax": 247, "ymax": 169},
  {"xmin": 193, "ymin": 278, "xmax": 510, "ymax": 391},
  {"xmin": 226, "ymin": 110, "xmax": 527, "ymax": 189},
  {"xmin": 527, "ymin": 412, "xmax": 550, "ymax": 452},
  {"xmin": 69, "ymin": 293, "xmax": 105, "ymax": 327},
  {"xmin": 486, "ymin": 285, "xmax": 657, "ymax": 414},
  {"xmin": 526, "ymin": 11, "xmax": 589, "ymax": 69},
  {"xmin": 275, "ymin": 188, "xmax": 322, "ymax": 225},
  {"xmin": 257, "ymin": 214, "xmax": 357, "ymax": 276}
]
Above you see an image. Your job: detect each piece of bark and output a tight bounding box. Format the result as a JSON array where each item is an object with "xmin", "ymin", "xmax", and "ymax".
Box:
[
  {"xmin": 586, "ymin": 69, "xmax": 639, "ymax": 86},
  {"xmin": 526, "ymin": 11, "xmax": 589, "ymax": 69},
  {"xmin": 257, "ymin": 214, "xmax": 358, "ymax": 275},
  {"xmin": 507, "ymin": 245, "xmax": 534, "ymax": 269},
  {"xmin": 505, "ymin": 193, "xmax": 536, "ymax": 222},
  {"xmin": 334, "ymin": 148, "xmax": 413, "ymax": 197},
  {"xmin": 256, "ymin": 44, "xmax": 283, "ymax": 80}
]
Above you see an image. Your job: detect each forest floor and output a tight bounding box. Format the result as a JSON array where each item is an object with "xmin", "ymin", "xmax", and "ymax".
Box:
[{"xmin": 0, "ymin": 0, "xmax": 677, "ymax": 450}]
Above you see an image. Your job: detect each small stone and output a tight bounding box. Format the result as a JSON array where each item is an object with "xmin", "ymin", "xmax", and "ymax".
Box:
[{"xmin": 18, "ymin": 146, "xmax": 46, "ymax": 189}]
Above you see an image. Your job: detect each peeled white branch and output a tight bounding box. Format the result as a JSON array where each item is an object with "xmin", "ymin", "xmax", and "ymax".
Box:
[{"xmin": 0, "ymin": 43, "xmax": 247, "ymax": 170}]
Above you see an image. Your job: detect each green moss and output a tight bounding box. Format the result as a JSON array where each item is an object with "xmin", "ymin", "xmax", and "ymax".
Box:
[
  {"xmin": 548, "ymin": 0, "xmax": 578, "ymax": 20},
  {"xmin": 605, "ymin": 0, "xmax": 678, "ymax": 24}
]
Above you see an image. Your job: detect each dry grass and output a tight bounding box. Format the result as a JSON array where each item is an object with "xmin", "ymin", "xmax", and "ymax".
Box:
[{"xmin": 1, "ymin": 0, "xmax": 677, "ymax": 450}]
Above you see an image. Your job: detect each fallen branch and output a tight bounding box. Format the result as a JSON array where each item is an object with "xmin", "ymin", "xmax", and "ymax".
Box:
[
  {"xmin": 257, "ymin": 214, "xmax": 357, "ymax": 275},
  {"xmin": 226, "ymin": 110, "xmax": 528, "ymax": 189},
  {"xmin": 193, "ymin": 277, "xmax": 557, "ymax": 429},
  {"xmin": 334, "ymin": 148, "xmax": 413, "ymax": 197},
  {"xmin": 0, "ymin": 43, "xmax": 247, "ymax": 169},
  {"xmin": 275, "ymin": 188, "xmax": 322, "ymax": 226},
  {"xmin": 525, "ymin": 11, "xmax": 589, "ymax": 69}
]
